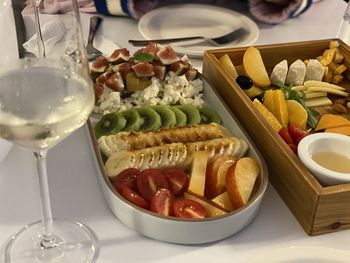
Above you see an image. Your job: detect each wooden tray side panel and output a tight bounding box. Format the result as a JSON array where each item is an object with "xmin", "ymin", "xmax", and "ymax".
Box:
[{"xmin": 312, "ymin": 191, "xmax": 350, "ymax": 235}]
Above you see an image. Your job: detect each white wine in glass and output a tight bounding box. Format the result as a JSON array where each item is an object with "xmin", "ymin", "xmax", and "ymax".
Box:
[{"xmin": 0, "ymin": 1, "xmax": 98, "ymax": 262}]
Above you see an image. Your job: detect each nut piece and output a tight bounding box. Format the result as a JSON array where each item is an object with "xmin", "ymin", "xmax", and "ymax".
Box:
[
  {"xmin": 347, "ymin": 102, "xmax": 350, "ymax": 109},
  {"xmin": 332, "ymin": 103, "xmax": 347, "ymax": 113}
]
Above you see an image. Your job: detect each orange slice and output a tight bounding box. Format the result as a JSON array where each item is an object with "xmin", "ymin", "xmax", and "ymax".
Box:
[
  {"xmin": 263, "ymin": 89, "xmax": 289, "ymax": 128},
  {"xmin": 253, "ymin": 98, "xmax": 282, "ymax": 132}
]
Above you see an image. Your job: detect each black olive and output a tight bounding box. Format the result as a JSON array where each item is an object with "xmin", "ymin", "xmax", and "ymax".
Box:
[
  {"xmin": 236, "ymin": 75, "xmax": 253, "ymax": 90},
  {"xmin": 254, "ymin": 93, "xmax": 265, "ymax": 103}
]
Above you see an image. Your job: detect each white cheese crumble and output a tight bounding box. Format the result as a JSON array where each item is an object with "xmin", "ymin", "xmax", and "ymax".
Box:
[{"xmin": 94, "ymin": 71, "xmax": 204, "ymax": 115}]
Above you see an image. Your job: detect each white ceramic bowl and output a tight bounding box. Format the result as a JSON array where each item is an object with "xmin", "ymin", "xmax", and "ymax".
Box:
[
  {"xmin": 89, "ymin": 80, "xmax": 269, "ymax": 244},
  {"xmin": 0, "ymin": 138, "xmax": 12, "ymax": 164},
  {"xmin": 298, "ymin": 133, "xmax": 350, "ymax": 186}
]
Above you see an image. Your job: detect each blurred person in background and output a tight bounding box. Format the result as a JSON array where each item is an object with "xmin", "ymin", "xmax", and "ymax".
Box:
[{"xmin": 22, "ymin": 0, "xmax": 324, "ymax": 24}]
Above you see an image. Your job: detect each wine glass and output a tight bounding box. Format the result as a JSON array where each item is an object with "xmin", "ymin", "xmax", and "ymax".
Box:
[
  {"xmin": 337, "ymin": 1, "xmax": 350, "ymax": 44},
  {"xmin": 0, "ymin": 1, "xmax": 98, "ymax": 262}
]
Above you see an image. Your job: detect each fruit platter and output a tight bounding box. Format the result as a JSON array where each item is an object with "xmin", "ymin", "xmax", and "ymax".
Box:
[
  {"xmin": 202, "ymin": 39, "xmax": 350, "ymax": 236},
  {"xmin": 87, "ymin": 43, "xmax": 268, "ymax": 244}
]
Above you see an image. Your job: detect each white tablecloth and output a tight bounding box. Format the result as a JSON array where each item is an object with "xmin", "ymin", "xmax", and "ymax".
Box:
[{"xmin": 1, "ymin": 1, "xmax": 350, "ymax": 262}]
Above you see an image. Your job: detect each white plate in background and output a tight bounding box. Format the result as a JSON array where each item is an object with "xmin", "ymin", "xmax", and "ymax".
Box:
[
  {"xmin": 93, "ymin": 36, "xmax": 119, "ymax": 57},
  {"xmin": 248, "ymin": 246, "xmax": 350, "ymax": 263},
  {"xmin": 138, "ymin": 4, "xmax": 259, "ymax": 57}
]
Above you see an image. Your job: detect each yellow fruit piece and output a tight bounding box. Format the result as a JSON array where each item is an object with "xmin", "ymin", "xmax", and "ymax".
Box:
[
  {"xmin": 286, "ymin": 100, "xmax": 308, "ymax": 129},
  {"xmin": 244, "ymin": 84, "xmax": 264, "ymax": 99},
  {"xmin": 219, "ymin": 54, "xmax": 238, "ymax": 79},
  {"xmin": 325, "ymin": 126, "xmax": 350, "ymax": 136},
  {"xmin": 263, "ymin": 89, "xmax": 289, "ymax": 128},
  {"xmin": 252, "ymin": 98, "xmax": 282, "ymax": 132},
  {"xmin": 315, "ymin": 114, "xmax": 350, "ymax": 131},
  {"xmin": 243, "ymin": 46, "xmax": 271, "ymax": 88}
]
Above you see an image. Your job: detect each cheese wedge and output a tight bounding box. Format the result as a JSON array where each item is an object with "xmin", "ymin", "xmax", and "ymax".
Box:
[
  {"xmin": 270, "ymin": 59, "xmax": 288, "ymax": 84},
  {"xmin": 304, "ymin": 97, "xmax": 332, "ymax": 107},
  {"xmin": 315, "ymin": 114, "xmax": 350, "ymax": 131},
  {"xmin": 304, "ymin": 59, "xmax": 324, "ymax": 82},
  {"xmin": 285, "ymin": 59, "xmax": 306, "ymax": 86},
  {"xmin": 325, "ymin": 126, "xmax": 350, "ymax": 136}
]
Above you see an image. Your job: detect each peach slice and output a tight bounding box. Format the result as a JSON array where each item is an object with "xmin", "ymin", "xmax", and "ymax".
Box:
[
  {"xmin": 226, "ymin": 157, "xmax": 260, "ymax": 209},
  {"xmin": 205, "ymin": 155, "xmax": 235, "ymax": 199},
  {"xmin": 243, "ymin": 46, "xmax": 271, "ymax": 88}
]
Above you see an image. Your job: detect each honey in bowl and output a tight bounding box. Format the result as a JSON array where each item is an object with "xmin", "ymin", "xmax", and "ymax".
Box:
[{"xmin": 311, "ymin": 152, "xmax": 350, "ymax": 174}]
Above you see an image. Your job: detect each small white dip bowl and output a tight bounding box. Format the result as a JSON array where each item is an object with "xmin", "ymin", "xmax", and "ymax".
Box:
[{"xmin": 298, "ymin": 133, "xmax": 350, "ymax": 186}]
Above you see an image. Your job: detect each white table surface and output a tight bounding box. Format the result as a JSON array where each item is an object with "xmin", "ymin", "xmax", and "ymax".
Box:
[{"xmin": 1, "ymin": 1, "xmax": 350, "ymax": 262}]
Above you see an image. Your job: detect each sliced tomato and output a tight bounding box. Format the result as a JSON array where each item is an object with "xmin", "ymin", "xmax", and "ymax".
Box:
[
  {"xmin": 150, "ymin": 188, "xmax": 175, "ymax": 216},
  {"xmin": 136, "ymin": 169, "xmax": 169, "ymax": 202},
  {"xmin": 163, "ymin": 168, "xmax": 189, "ymax": 196},
  {"xmin": 173, "ymin": 199, "xmax": 207, "ymax": 219},
  {"xmin": 120, "ymin": 186, "xmax": 149, "ymax": 210},
  {"xmin": 114, "ymin": 168, "xmax": 141, "ymax": 193}
]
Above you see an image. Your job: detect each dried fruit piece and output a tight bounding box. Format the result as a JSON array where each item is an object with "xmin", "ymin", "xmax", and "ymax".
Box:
[
  {"xmin": 109, "ymin": 48, "xmax": 130, "ymax": 64},
  {"xmin": 157, "ymin": 46, "xmax": 180, "ymax": 65},
  {"xmin": 105, "ymin": 72, "xmax": 125, "ymax": 92},
  {"xmin": 91, "ymin": 56, "xmax": 109, "ymax": 73},
  {"xmin": 112, "ymin": 61, "xmax": 133, "ymax": 79},
  {"xmin": 185, "ymin": 68, "xmax": 198, "ymax": 81},
  {"xmin": 132, "ymin": 61, "xmax": 154, "ymax": 77},
  {"xmin": 168, "ymin": 61, "xmax": 189, "ymax": 76}
]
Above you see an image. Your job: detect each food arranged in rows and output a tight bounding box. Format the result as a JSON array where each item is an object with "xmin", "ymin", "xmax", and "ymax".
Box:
[
  {"xmin": 219, "ymin": 40, "xmax": 350, "ymax": 153},
  {"xmin": 94, "ymin": 104, "xmax": 221, "ymax": 138},
  {"xmin": 100, "ymin": 123, "xmax": 259, "ymax": 219},
  {"xmin": 90, "ymin": 43, "xmax": 261, "ymax": 219}
]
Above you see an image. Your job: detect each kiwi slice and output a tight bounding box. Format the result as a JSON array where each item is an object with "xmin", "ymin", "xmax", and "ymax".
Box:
[
  {"xmin": 94, "ymin": 112, "xmax": 126, "ymax": 138},
  {"xmin": 151, "ymin": 105, "xmax": 177, "ymax": 128},
  {"xmin": 137, "ymin": 106, "xmax": 162, "ymax": 131},
  {"xmin": 121, "ymin": 109, "xmax": 144, "ymax": 132},
  {"xmin": 176, "ymin": 104, "xmax": 201, "ymax": 125},
  {"xmin": 170, "ymin": 106, "xmax": 187, "ymax": 127},
  {"xmin": 199, "ymin": 106, "xmax": 222, "ymax": 124}
]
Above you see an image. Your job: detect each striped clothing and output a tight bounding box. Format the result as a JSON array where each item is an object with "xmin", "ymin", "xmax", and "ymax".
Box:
[{"xmin": 23, "ymin": 0, "xmax": 317, "ymax": 24}]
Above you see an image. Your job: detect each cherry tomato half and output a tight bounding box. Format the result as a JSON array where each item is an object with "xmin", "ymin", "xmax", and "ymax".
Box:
[
  {"xmin": 114, "ymin": 168, "xmax": 141, "ymax": 193},
  {"xmin": 163, "ymin": 168, "xmax": 189, "ymax": 196},
  {"xmin": 120, "ymin": 186, "xmax": 149, "ymax": 210},
  {"xmin": 136, "ymin": 169, "xmax": 169, "ymax": 202},
  {"xmin": 150, "ymin": 188, "xmax": 175, "ymax": 216},
  {"xmin": 173, "ymin": 199, "xmax": 207, "ymax": 219}
]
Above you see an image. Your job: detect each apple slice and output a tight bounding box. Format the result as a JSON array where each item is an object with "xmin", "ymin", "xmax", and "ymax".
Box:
[
  {"xmin": 184, "ymin": 192, "xmax": 227, "ymax": 217},
  {"xmin": 188, "ymin": 151, "xmax": 209, "ymax": 197},
  {"xmin": 205, "ymin": 155, "xmax": 236, "ymax": 199},
  {"xmin": 243, "ymin": 46, "xmax": 271, "ymax": 88},
  {"xmin": 226, "ymin": 157, "xmax": 260, "ymax": 209},
  {"xmin": 211, "ymin": 191, "xmax": 234, "ymax": 212}
]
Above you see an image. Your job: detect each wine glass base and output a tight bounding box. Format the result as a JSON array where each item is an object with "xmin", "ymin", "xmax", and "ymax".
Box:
[{"xmin": 3, "ymin": 220, "xmax": 99, "ymax": 263}]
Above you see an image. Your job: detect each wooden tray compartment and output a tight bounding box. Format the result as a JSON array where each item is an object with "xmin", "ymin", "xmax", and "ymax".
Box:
[{"xmin": 202, "ymin": 39, "xmax": 350, "ymax": 236}]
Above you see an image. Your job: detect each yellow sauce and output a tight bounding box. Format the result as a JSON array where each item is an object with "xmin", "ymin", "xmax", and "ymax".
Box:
[{"xmin": 311, "ymin": 152, "xmax": 350, "ymax": 173}]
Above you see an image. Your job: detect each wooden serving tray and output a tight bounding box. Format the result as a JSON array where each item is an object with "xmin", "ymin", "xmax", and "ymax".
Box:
[{"xmin": 202, "ymin": 39, "xmax": 350, "ymax": 236}]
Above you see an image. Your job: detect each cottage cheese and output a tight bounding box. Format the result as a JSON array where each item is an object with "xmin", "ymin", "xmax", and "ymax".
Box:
[{"xmin": 94, "ymin": 71, "xmax": 204, "ymax": 115}]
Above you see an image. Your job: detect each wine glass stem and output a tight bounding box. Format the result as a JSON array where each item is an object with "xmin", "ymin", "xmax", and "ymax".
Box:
[
  {"xmin": 32, "ymin": 0, "xmax": 46, "ymax": 58},
  {"xmin": 34, "ymin": 150, "xmax": 57, "ymax": 249}
]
